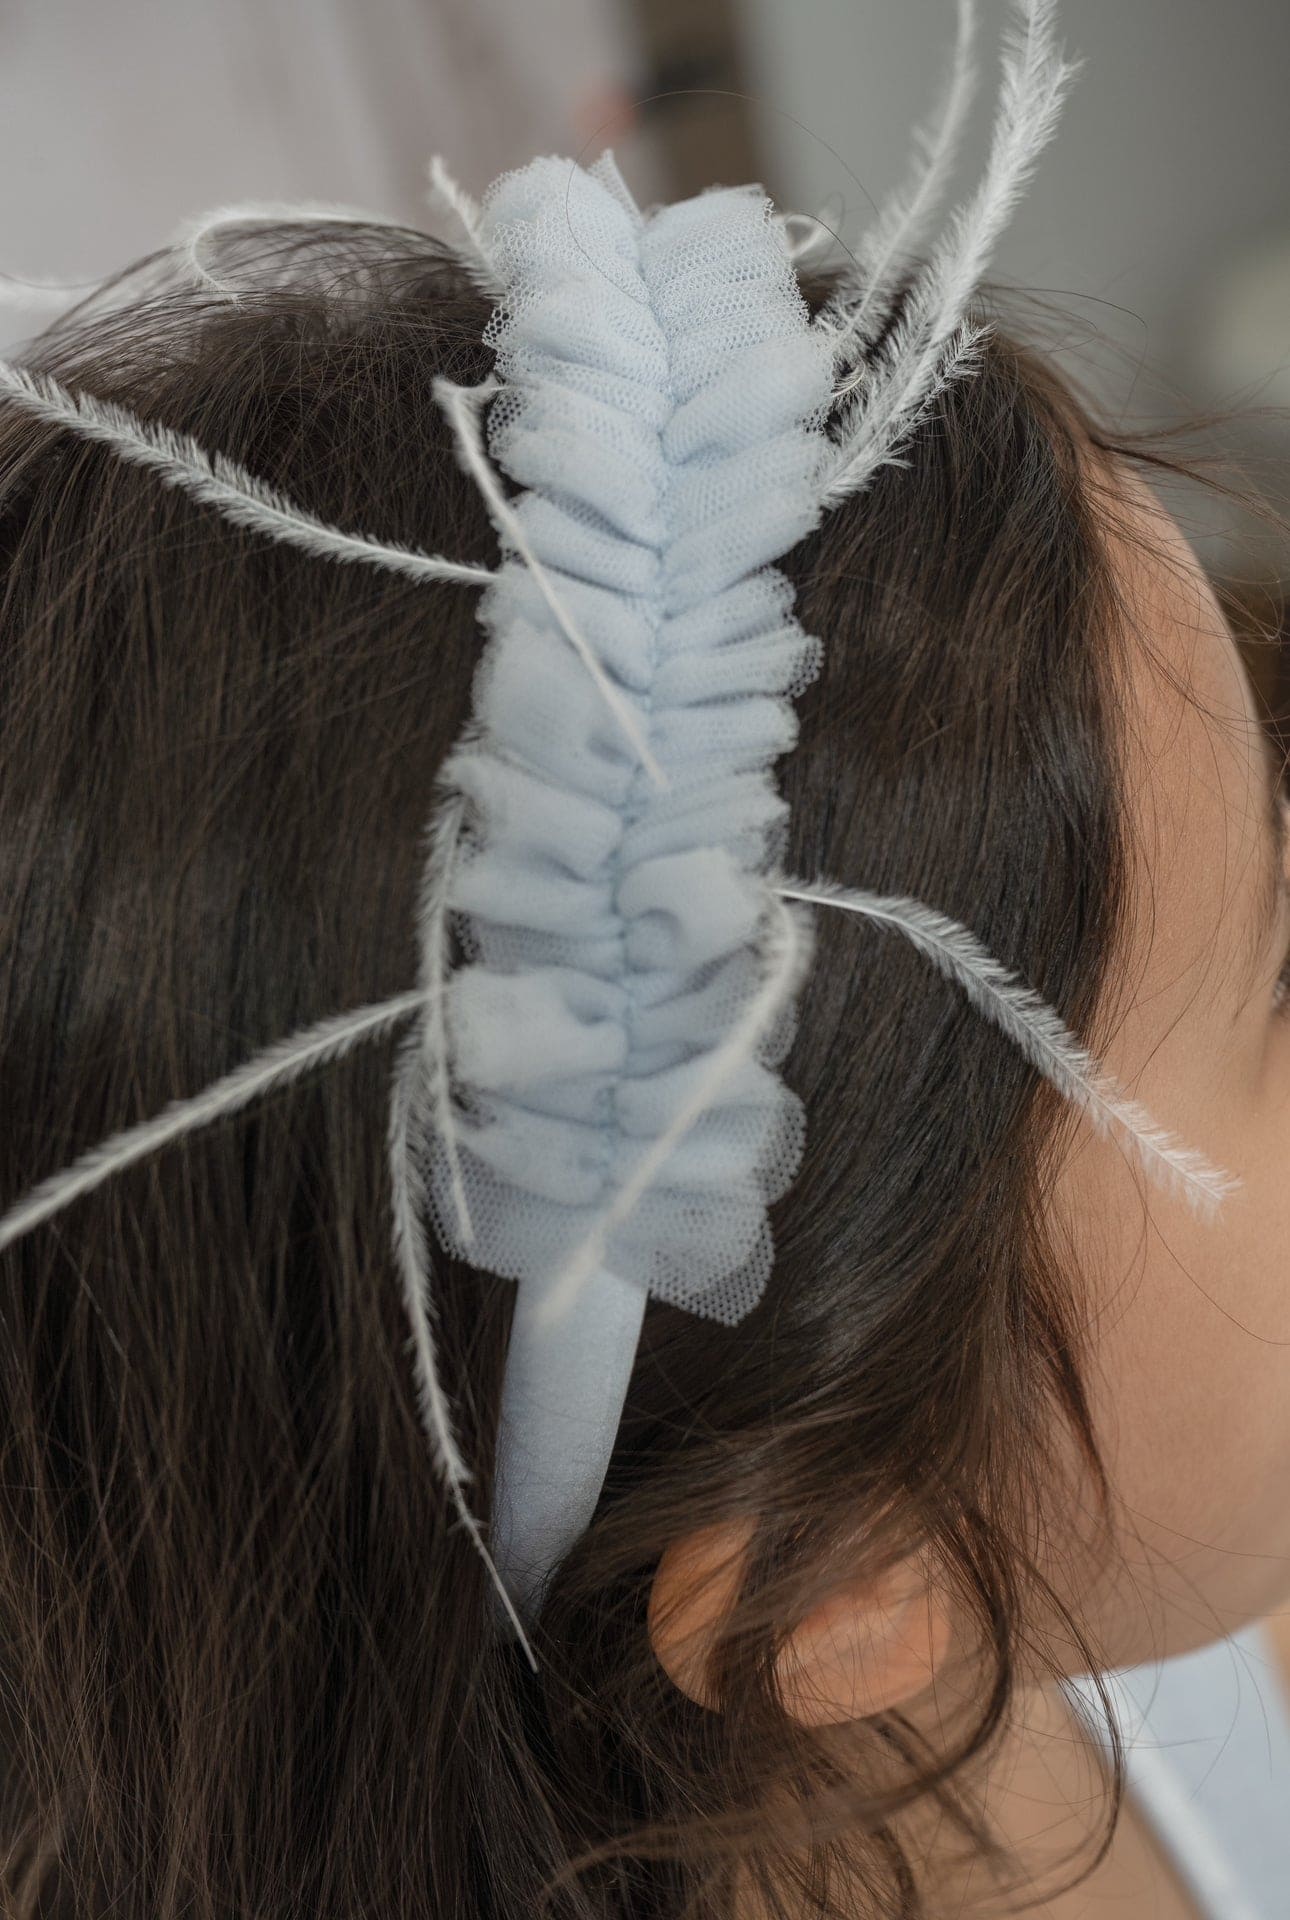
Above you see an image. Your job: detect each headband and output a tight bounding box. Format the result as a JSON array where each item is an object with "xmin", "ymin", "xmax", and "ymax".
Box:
[{"xmin": 0, "ymin": 0, "xmax": 1237, "ymax": 1672}]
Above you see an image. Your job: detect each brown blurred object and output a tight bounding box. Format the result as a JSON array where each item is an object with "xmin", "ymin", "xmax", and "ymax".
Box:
[
  {"xmin": 572, "ymin": 79, "xmax": 643, "ymax": 151},
  {"xmin": 628, "ymin": 0, "xmax": 763, "ymax": 199}
]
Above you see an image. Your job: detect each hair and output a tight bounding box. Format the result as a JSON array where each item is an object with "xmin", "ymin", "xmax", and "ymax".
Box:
[{"xmin": 0, "ymin": 219, "xmax": 1277, "ymax": 1920}]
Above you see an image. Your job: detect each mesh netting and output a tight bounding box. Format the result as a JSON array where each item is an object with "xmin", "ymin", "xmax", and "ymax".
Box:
[{"xmin": 423, "ymin": 151, "xmax": 835, "ymax": 1329}]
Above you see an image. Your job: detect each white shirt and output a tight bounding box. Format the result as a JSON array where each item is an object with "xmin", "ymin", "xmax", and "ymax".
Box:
[{"xmin": 1064, "ymin": 1622, "xmax": 1290, "ymax": 1919}]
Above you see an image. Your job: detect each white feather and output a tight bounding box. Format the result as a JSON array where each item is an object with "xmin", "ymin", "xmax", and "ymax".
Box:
[
  {"xmin": 426, "ymin": 155, "xmax": 482, "ymax": 238},
  {"xmin": 385, "ymin": 978, "xmax": 539, "ymax": 1670},
  {"xmin": 816, "ymin": 0, "xmax": 980, "ymax": 367},
  {"xmin": 169, "ymin": 199, "xmax": 395, "ymax": 299},
  {"xmin": 778, "ymin": 876, "xmax": 1239, "ymax": 1219},
  {"xmin": 433, "ymin": 373, "xmax": 669, "ymax": 791},
  {"xmin": 425, "ymin": 155, "xmax": 504, "ymax": 299},
  {"xmin": 386, "ymin": 1025, "xmax": 474, "ymax": 1493},
  {"xmin": 833, "ymin": 319, "xmax": 992, "ymax": 476},
  {"xmin": 822, "ymin": 0, "xmax": 1081, "ymax": 505},
  {"xmin": 535, "ymin": 890, "xmax": 814, "ymax": 1329},
  {"xmin": 390, "ymin": 787, "xmax": 546, "ymax": 1665},
  {"xmin": 407, "ymin": 792, "xmax": 474, "ymax": 1247},
  {"xmin": 0, "ymin": 360, "xmax": 496, "ymax": 590},
  {"xmin": 0, "ymin": 989, "xmax": 429, "ymax": 1257}
]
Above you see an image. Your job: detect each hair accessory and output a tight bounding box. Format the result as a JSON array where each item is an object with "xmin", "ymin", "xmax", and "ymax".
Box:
[
  {"xmin": 0, "ymin": 1, "xmax": 1237, "ymax": 1674},
  {"xmin": 414, "ymin": 149, "xmax": 834, "ymax": 1634}
]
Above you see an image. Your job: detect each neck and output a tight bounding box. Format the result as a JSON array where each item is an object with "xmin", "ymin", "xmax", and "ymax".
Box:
[
  {"xmin": 734, "ymin": 1677, "xmax": 1117, "ymax": 1919},
  {"xmin": 917, "ymin": 1676, "xmax": 1115, "ymax": 1914}
]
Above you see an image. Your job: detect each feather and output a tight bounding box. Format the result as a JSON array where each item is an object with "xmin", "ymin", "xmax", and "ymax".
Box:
[
  {"xmin": 385, "ymin": 1026, "xmax": 474, "ymax": 1493},
  {"xmin": 832, "ymin": 317, "xmax": 991, "ymax": 475},
  {"xmin": 169, "ymin": 198, "xmax": 395, "ymax": 298},
  {"xmin": 822, "ymin": 0, "xmax": 1082, "ymax": 506},
  {"xmin": 426, "ymin": 155, "xmax": 504, "ymax": 298},
  {"xmin": 432, "ymin": 372, "xmax": 668, "ymax": 790},
  {"xmin": 816, "ymin": 0, "xmax": 980, "ymax": 366},
  {"xmin": 0, "ymin": 806, "xmax": 535, "ymax": 1659},
  {"xmin": 0, "ymin": 988, "xmax": 430, "ymax": 1257},
  {"xmin": 386, "ymin": 791, "xmax": 540, "ymax": 1664},
  {"xmin": 0, "ymin": 858, "xmax": 535, "ymax": 1657},
  {"xmin": 0, "ymin": 360, "xmax": 496, "ymax": 590},
  {"xmin": 778, "ymin": 876, "xmax": 1239, "ymax": 1218},
  {"xmin": 408, "ymin": 791, "xmax": 474, "ymax": 1247},
  {"xmin": 535, "ymin": 890, "xmax": 814, "ymax": 1329},
  {"xmin": 386, "ymin": 989, "xmax": 539, "ymax": 1670}
]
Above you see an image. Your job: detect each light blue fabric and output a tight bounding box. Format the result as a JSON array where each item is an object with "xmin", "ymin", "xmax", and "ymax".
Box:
[
  {"xmin": 422, "ymin": 153, "xmax": 836, "ymax": 1614},
  {"xmin": 427, "ymin": 154, "xmax": 833, "ymax": 1316}
]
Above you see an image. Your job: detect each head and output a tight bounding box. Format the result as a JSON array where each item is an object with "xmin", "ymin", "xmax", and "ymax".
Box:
[{"xmin": 0, "ymin": 222, "xmax": 1285, "ymax": 1920}]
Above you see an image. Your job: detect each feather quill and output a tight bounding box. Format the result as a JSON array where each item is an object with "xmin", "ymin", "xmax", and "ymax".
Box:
[
  {"xmin": 386, "ymin": 1029, "xmax": 474, "ymax": 1494},
  {"xmin": 384, "ymin": 789, "xmax": 540, "ymax": 1665},
  {"xmin": 0, "ymin": 360, "xmax": 495, "ymax": 590},
  {"xmin": 778, "ymin": 876, "xmax": 1238, "ymax": 1217},
  {"xmin": 0, "ymin": 805, "xmax": 533, "ymax": 1658}
]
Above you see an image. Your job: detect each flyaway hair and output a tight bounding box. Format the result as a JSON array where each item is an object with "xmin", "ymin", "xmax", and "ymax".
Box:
[{"xmin": 0, "ymin": 0, "xmax": 1238, "ymax": 1664}]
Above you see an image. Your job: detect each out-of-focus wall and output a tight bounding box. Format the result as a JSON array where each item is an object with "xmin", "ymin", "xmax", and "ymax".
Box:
[
  {"xmin": 738, "ymin": 0, "xmax": 1290, "ymax": 402},
  {"xmin": 735, "ymin": 0, "xmax": 1290, "ymax": 565},
  {"xmin": 0, "ymin": 0, "xmax": 662, "ymax": 344}
]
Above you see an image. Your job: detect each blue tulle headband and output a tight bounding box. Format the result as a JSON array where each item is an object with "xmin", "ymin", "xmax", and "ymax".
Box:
[{"xmin": 0, "ymin": 0, "xmax": 1238, "ymax": 1673}]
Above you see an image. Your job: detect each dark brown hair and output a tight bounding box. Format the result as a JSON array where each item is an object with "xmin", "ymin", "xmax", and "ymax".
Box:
[{"xmin": 0, "ymin": 222, "xmax": 1270, "ymax": 1918}]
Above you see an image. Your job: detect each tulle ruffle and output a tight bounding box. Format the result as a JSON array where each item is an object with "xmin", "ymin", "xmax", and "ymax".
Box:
[{"xmin": 425, "ymin": 151, "xmax": 834, "ymax": 1325}]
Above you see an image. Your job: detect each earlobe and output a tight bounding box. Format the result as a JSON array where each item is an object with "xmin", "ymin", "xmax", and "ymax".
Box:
[
  {"xmin": 649, "ymin": 1522, "xmax": 952, "ymax": 1728},
  {"xmin": 774, "ymin": 1559, "xmax": 953, "ymax": 1728}
]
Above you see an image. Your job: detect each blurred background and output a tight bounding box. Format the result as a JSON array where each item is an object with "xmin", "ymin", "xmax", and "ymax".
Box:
[{"xmin": 3, "ymin": 0, "xmax": 1290, "ymax": 704}]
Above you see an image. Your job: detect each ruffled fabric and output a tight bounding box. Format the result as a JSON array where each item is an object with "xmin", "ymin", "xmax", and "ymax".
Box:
[{"xmin": 425, "ymin": 150, "xmax": 835, "ymax": 1326}]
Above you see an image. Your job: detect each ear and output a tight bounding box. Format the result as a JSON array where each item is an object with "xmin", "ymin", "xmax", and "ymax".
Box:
[
  {"xmin": 774, "ymin": 1552, "xmax": 953, "ymax": 1728},
  {"xmin": 648, "ymin": 1519, "xmax": 755, "ymax": 1709},
  {"xmin": 649, "ymin": 1520, "xmax": 952, "ymax": 1729}
]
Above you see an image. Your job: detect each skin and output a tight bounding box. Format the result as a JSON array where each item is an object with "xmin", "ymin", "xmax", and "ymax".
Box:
[
  {"xmin": 655, "ymin": 452, "xmax": 1290, "ymax": 1914},
  {"xmin": 1047, "ymin": 453, "xmax": 1290, "ymax": 1672},
  {"xmin": 962, "ymin": 453, "xmax": 1290, "ymax": 1915}
]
